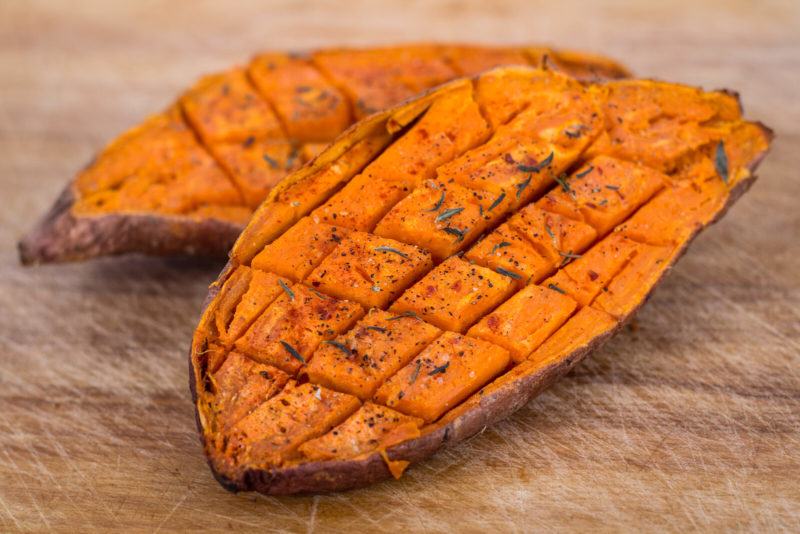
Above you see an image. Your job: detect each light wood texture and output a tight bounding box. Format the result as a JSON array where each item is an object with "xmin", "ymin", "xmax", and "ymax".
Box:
[{"xmin": 1, "ymin": 0, "xmax": 798, "ymax": 531}]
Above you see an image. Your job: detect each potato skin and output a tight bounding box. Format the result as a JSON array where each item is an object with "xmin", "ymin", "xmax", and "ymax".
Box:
[
  {"xmin": 18, "ymin": 183, "xmax": 243, "ymax": 264},
  {"xmin": 188, "ymin": 120, "xmax": 771, "ymax": 494}
]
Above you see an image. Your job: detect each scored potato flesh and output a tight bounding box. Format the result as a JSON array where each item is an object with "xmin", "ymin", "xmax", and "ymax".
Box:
[
  {"xmin": 191, "ymin": 67, "xmax": 771, "ymax": 493},
  {"xmin": 70, "ymin": 45, "xmax": 629, "ymax": 224}
]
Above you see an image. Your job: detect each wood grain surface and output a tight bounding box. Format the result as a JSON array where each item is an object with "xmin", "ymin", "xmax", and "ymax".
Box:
[{"xmin": 1, "ymin": 0, "xmax": 798, "ymax": 531}]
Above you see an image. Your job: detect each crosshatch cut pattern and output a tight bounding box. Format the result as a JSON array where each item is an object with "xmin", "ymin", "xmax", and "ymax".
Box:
[{"xmin": 189, "ymin": 66, "xmax": 772, "ymax": 495}]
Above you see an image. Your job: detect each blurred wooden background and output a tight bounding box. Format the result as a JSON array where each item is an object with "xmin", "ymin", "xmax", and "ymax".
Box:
[{"xmin": 1, "ymin": 0, "xmax": 798, "ymax": 531}]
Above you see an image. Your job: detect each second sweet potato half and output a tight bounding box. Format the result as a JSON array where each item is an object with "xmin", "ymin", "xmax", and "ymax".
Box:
[
  {"xmin": 19, "ymin": 44, "xmax": 628, "ymax": 264},
  {"xmin": 190, "ymin": 66, "xmax": 772, "ymax": 494}
]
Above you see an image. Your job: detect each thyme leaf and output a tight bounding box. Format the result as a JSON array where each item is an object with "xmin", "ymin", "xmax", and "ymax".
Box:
[
  {"xmin": 490, "ymin": 241, "xmax": 511, "ymax": 255},
  {"xmin": 554, "ymin": 174, "xmax": 572, "ymax": 193},
  {"xmin": 443, "ymin": 226, "xmax": 467, "ymax": 242},
  {"xmin": 324, "ymin": 339, "xmax": 352, "ymax": 356},
  {"xmin": 375, "ymin": 246, "xmax": 409, "ymax": 258},
  {"xmin": 435, "ymin": 207, "xmax": 464, "ymax": 223},
  {"xmin": 515, "ymin": 175, "xmax": 532, "ymax": 198},
  {"xmin": 426, "ymin": 191, "xmax": 446, "ymax": 212},
  {"xmin": 365, "ymin": 325, "xmax": 387, "ymax": 333},
  {"xmin": 262, "ymin": 153, "xmax": 279, "ymax": 169},
  {"xmin": 575, "ymin": 165, "xmax": 594, "ymax": 178},
  {"xmin": 715, "ymin": 141, "xmax": 729, "ymax": 184},
  {"xmin": 547, "ymin": 283, "xmax": 567, "ymax": 295},
  {"xmin": 517, "ymin": 151, "xmax": 554, "ymax": 173},
  {"xmin": 496, "ymin": 267, "xmax": 522, "ymax": 280},
  {"xmin": 428, "ymin": 361, "xmax": 450, "ymax": 376},
  {"xmin": 409, "ymin": 360, "xmax": 422, "ymax": 384},
  {"xmin": 605, "ymin": 184, "xmax": 620, "ymax": 191},
  {"xmin": 488, "ymin": 191, "xmax": 506, "ymax": 211},
  {"xmin": 388, "ymin": 310, "xmax": 421, "ymax": 321},
  {"xmin": 280, "ymin": 340, "xmax": 305, "ymax": 363},
  {"xmin": 278, "ymin": 279, "xmax": 295, "ymax": 300}
]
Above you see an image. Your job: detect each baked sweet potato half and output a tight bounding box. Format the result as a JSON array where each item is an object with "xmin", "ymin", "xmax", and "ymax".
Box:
[
  {"xmin": 189, "ymin": 66, "xmax": 772, "ymax": 495},
  {"xmin": 18, "ymin": 44, "xmax": 629, "ymax": 264}
]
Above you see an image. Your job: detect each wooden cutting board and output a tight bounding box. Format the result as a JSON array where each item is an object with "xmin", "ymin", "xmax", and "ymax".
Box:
[{"xmin": 1, "ymin": 1, "xmax": 798, "ymax": 531}]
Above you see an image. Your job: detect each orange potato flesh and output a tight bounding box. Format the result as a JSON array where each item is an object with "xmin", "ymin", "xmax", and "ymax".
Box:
[
  {"xmin": 215, "ymin": 268, "xmax": 288, "ymax": 345},
  {"xmin": 210, "ymin": 139, "xmax": 304, "ymax": 208},
  {"xmin": 374, "ymin": 180, "xmax": 507, "ymax": 261},
  {"xmin": 305, "ymin": 232, "xmax": 433, "ymax": 309},
  {"xmin": 469, "ymin": 284, "xmax": 578, "ymax": 362},
  {"xmin": 373, "ymin": 332, "xmax": 510, "ymax": 423},
  {"xmin": 536, "ymin": 156, "xmax": 667, "ymax": 235},
  {"xmin": 360, "ymin": 84, "xmax": 491, "ymax": 188},
  {"xmin": 249, "ymin": 53, "xmax": 352, "ymax": 142},
  {"xmin": 181, "ymin": 68, "xmax": 284, "ymax": 144},
  {"xmin": 56, "ymin": 46, "xmax": 629, "ymax": 262},
  {"xmin": 226, "ymin": 382, "xmax": 360, "ymax": 466},
  {"xmin": 593, "ymin": 243, "xmax": 676, "ymax": 318},
  {"xmin": 211, "ymin": 352, "xmax": 290, "ymax": 431},
  {"xmin": 390, "ymin": 256, "xmax": 516, "ymax": 333},
  {"xmin": 299, "ymin": 402, "xmax": 423, "ymax": 462},
  {"xmin": 527, "ymin": 306, "xmax": 618, "ymax": 367},
  {"xmin": 313, "ymin": 45, "xmax": 457, "ymax": 117},
  {"xmin": 310, "ymin": 173, "xmax": 412, "ymax": 231},
  {"xmin": 251, "ymin": 217, "xmax": 351, "ymax": 282},
  {"xmin": 541, "ymin": 233, "xmax": 640, "ymax": 307},
  {"xmin": 302, "ymin": 309, "xmax": 441, "ymax": 400},
  {"xmin": 436, "ymin": 92, "xmax": 603, "ymax": 203},
  {"xmin": 234, "ymin": 284, "xmax": 364, "ymax": 374},
  {"xmin": 465, "ymin": 205, "xmax": 598, "ymax": 285},
  {"xmin": 184, "ymin": 68, "xmax": 770, "ymax": 494}
]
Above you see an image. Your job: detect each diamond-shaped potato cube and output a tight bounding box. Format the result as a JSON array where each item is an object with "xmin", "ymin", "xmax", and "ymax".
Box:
[
  {"xmin": 249, "ymin": 53, "xmax": 351, "ymax": 142},
  {"xmin": 438, "ymin": 144, "xmax": 561, "ymax": 207},
  {"xmin": 302, "ymin": 308, "xmax": 440, "ymax": 400},
  {"xmin": 359, "ymin": 84, "xmax": 489, "ymax": 187},
  {"xmin": 536, "ymin": 156, "xmax": 666, "ymax": 236},
  {"xmin": 226, "ymin": 382, "xmax": 360, "ymax": 466},
  {"xmin": 251, "ymin": 217, "xmax": 352, "ymax": 282},
  {"xmin": 465, "ymin": 205, "xmax": 597, "ymax": 286},
  {"xmin": 299, "ymin": 402, "xmax": 423, "ymax": 464},
  {"xmin": 373, "ymin": 332, "xmax": 510, "ymax": 422},
  {"xmin": 213, "ymin": 267, "xmax": 289, "ymax": 345},
  {"xmin": 181, "ymin": 68, "xmax": 283, "ymax": 144},
  {"xmin": 469, "ymin": 284, "xmax": 578, "ymax": 362},
  {"xmin": 212, "ymin": 352, "xmax": 290, "ymax": 430},
  {"xmin": 234, "ymin": 284, "xmax": 364, "ymax": 374},
  {"xmin": 542, "ymin": 233, "xmax": 640, "ymax": 306},
  {"xmin": 306, "ymin": 233, "xmax": 433, "ymax": 309},
  {"xmin": 210, "ymin": 139, "xmax": 303, "ymax": 208},
  {"xmin": 391, "ymin": 256, "xmax": 515, "ymax": 332},
  {"xmin": 593, "ymin": 242, "xmax": 675, "ymax": 318},
  {"xmin": 528, "ymin": 306, "xmax": 617, "ymax": 367},
  {"xmin": 374, "ymin": 181, "xmax": 508, "ymax": 261},
  {"xmin": 310, "ymin": 173, "xmax": 411, "ymax": 231}
]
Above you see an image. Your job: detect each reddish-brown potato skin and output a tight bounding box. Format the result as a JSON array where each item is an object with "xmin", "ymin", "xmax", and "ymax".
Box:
[{"xmin": 18, "ymin": 184, "xmax": 243, "ymax": 264}]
